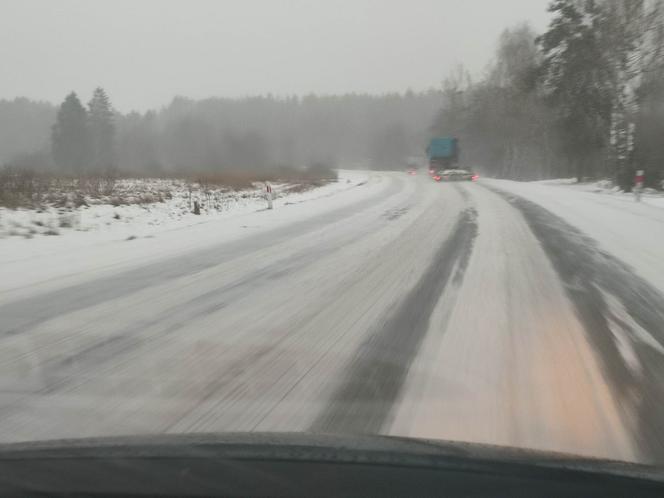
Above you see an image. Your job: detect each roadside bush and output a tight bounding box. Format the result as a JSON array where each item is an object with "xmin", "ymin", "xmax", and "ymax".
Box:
[
  {"xmin": 58, "ymin": 213, "xmax": 77, "ymax": 228},
  {"xmin": 305, "ymin": 162, "xmax": 338, "ymax": 181},
  {"xmin": 0, "ymin": 166, "xmax": 49, "ymax": 208}
]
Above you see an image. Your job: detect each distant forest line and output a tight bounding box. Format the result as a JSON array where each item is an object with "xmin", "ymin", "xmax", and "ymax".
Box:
[{"xmin": 0, "ymin": 91, "xmax": 441, "ymax": 176}]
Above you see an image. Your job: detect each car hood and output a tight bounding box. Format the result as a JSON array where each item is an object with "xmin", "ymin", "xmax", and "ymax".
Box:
[{"xmin": 0, "ymin": 432, "xmax": 662, "ymax": 496}]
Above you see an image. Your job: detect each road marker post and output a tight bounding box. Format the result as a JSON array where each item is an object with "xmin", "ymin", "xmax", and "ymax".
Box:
[
  {"xmin": 634, "ymin": 170, "xmax": 644, "ymax": 202},
  {"xmin": 265, "ymin": 182, "xmax": 274, "ymax": 209}
]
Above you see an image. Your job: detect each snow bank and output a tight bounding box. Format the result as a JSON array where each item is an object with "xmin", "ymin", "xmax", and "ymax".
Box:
[
  {"xmin": 484, "ymin": 178, "xmax": 664, "ymax": 294},
  {"xmin": 533, "ymin": 178, "xmax": 664, "ymax": 209}
]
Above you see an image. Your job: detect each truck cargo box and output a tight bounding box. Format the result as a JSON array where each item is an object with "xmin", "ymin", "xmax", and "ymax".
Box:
[{"xmin": 426, "ymin": 137, "xmax": 458, "ymax": 160}]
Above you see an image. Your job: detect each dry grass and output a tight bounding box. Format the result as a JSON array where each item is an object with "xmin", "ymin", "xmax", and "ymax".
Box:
[
  {"xmin": 0, "ymin": 167, "xmax": 117, "ymax": 208},
  {"xmin": 190, "ymin": 164, "xmax": 337, "ymax": 191},
  {"xmin": 0, "ymin": 164, "xmax": 338, "ymax": 209}
]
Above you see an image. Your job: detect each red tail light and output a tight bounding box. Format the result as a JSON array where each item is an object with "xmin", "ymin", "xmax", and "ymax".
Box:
[
  {"xmin": 472, "ymin": 174, "xmax": 479, "ymax": 181},
  {"xmin": 433, "ymin": 175, "xmax": 441, "ymax": 181}
]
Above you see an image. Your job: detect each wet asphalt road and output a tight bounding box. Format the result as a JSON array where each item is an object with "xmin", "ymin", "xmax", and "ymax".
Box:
[{"xmin": 1, "ymin": 172, "xmax": 663, "ymax": 465}]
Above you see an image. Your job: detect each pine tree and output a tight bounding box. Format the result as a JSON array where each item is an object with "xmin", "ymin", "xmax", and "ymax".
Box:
[
  {"xmin": 51, "ymin": 92, "xmax": 89, "ymax": 174},
  {"xmin": 88, "ymin": 87, "xmax": 116, "ymax": 173},
  {"xmin": 537, "ymin": 0, "xmax": 613, "ymax": 180}
]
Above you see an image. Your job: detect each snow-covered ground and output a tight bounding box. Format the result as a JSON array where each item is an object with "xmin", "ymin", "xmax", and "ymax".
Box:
[
  {"xmin": 0, "ymin": 173, "xmax": 364, "ymax": 241},
  {"xmin": 484, "ymin": 178, "xmax": 664, "ymax": 294},
  {"xmin": 2, "ymin": 171, "xmax": 663, "ymax": 463},
  {"xmin": 0, "ymin": 169, "xmax": 375, "ymax": 303},
  {"xmin": 533, "ymin": 178, "xmax": 664, "ymax": 209}
]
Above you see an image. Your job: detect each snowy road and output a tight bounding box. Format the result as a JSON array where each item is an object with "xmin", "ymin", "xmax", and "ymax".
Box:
[{"xmin": 1, "ymin": 172, "xmax": 664, "ymax": 465}]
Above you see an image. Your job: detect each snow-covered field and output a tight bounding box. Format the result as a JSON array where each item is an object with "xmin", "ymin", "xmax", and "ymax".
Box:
[{"xmin": 0, "ymin": 174, "xmax": 359, "ymax": 241}]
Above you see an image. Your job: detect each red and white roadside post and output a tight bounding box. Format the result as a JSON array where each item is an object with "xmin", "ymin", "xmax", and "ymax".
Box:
[
  {"xmin": 635, "ymin": 170, "xmax": 644, "ymax": 202},
  {"xmin": 265, "ymin": 182, "xmax": 274, "ymax": 209}
]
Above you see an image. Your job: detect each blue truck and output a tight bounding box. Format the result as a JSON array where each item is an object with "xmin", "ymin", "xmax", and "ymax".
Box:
[{"xmin": 426, "ymin": 137, "xmax": 459, "ymax": 170}]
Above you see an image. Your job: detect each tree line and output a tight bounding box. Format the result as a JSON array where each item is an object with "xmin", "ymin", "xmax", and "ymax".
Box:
[
  {"xmin": 432, "ymin": 0, "xmax": 664, "ymax": 188},
  {"xmin": 1, "ymin": 90, "xmax": 442, "ymax": 176}
]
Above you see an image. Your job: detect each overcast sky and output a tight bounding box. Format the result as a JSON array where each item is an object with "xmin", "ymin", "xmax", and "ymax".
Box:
[{"xmin": 0, "ymin": 0, "xmax": 551, "ymax": 112}]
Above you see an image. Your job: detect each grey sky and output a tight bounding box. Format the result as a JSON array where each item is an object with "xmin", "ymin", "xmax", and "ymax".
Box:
[{"xmin": 0, "ymin": 0, "xmax": 551, "ymax": 112}]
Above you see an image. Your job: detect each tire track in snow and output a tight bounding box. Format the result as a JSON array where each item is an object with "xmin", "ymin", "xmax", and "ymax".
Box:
[
  {"xmin": 311, "ymin": 208, "xmax": 478, "ymax": 434},
  {"xmin": 491, "ymin": 187, "xmax": 664, "ymax": 464}
]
